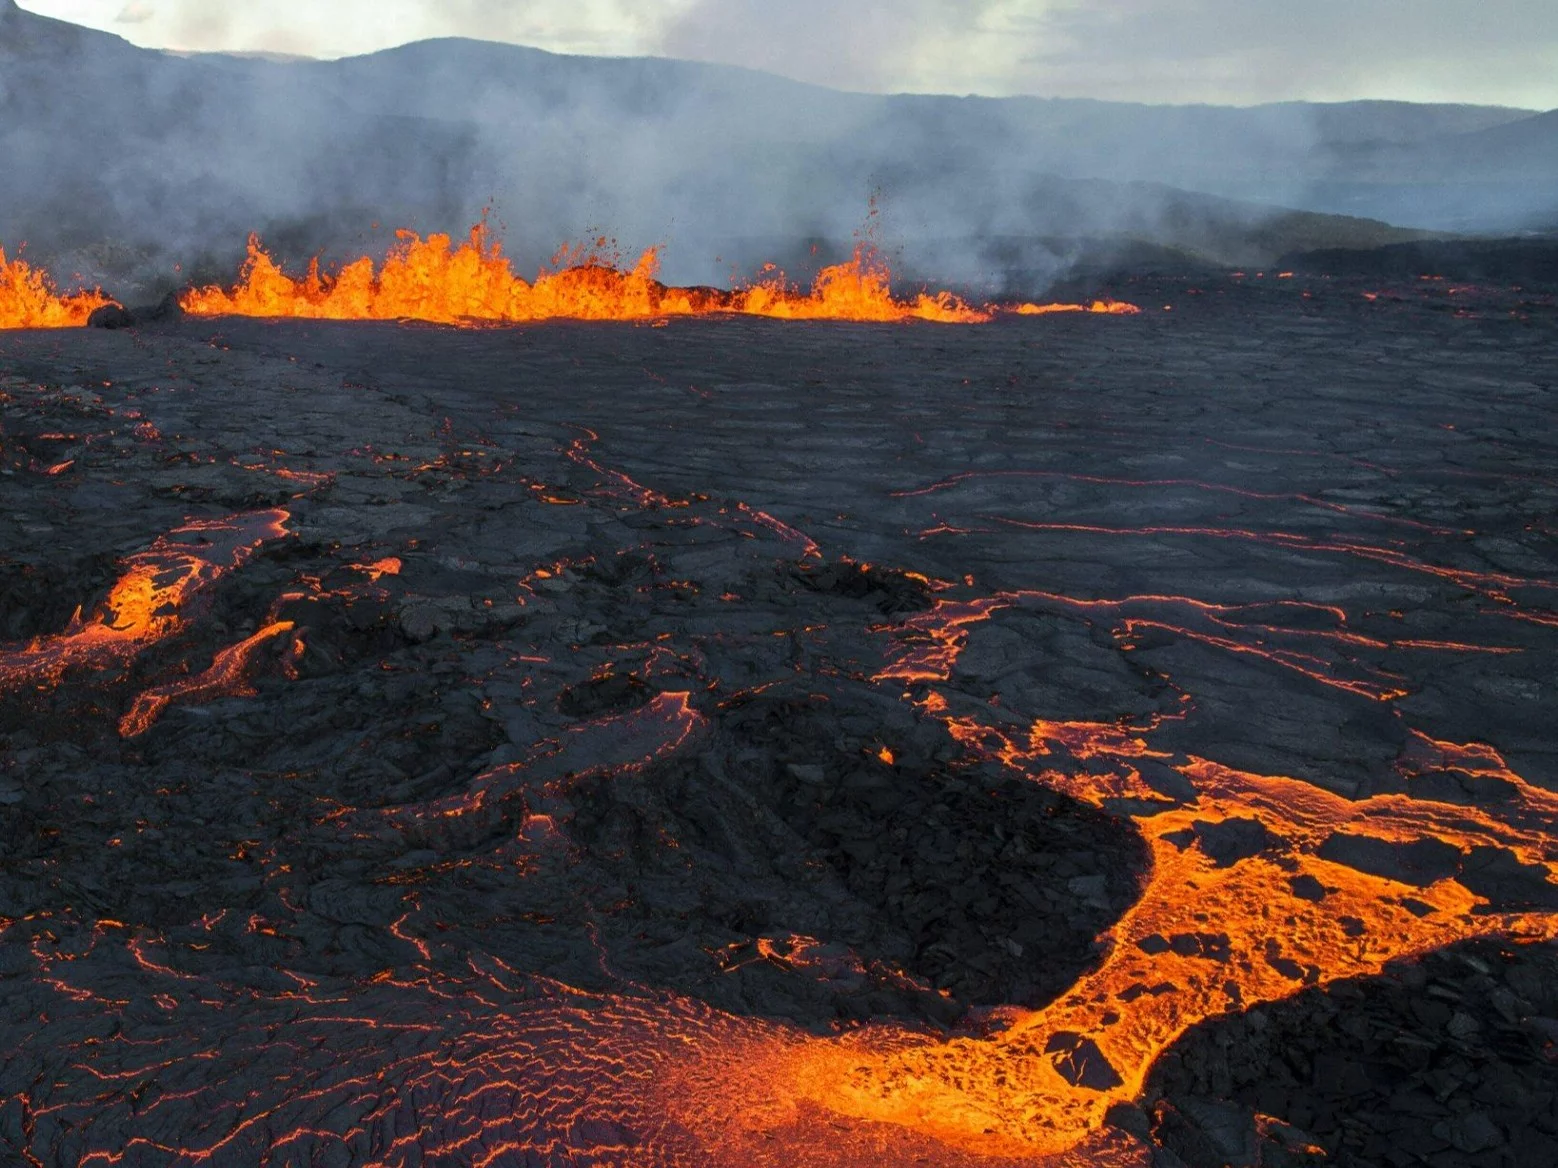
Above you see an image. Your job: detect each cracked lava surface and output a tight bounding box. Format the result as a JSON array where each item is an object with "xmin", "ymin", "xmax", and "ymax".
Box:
[{"xmin": 0, "ymin": 275, "xmax": 1556, "ymax": 1166}]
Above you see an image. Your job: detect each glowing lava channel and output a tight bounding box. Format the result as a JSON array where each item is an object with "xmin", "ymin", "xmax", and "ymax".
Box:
[
  {"xmin": 728, "ymin": 597, "xmax": 1558, "ymax": 1159},
  {"xmin": 0, "ymin": 510, "xmax": 292, "ymax": 692},
  {"xmin": 118, "ymin": 620, "xmax": 297, "ymax": 738}
]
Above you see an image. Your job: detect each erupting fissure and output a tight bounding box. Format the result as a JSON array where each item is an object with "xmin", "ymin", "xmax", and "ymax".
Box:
[
  {"xmin": 178, "ymin": 226, "xmax": 1140, "ymax": 326},
  {"xmin": 0, "ymin": 245, "xmax": 115, "ymax": 329}
]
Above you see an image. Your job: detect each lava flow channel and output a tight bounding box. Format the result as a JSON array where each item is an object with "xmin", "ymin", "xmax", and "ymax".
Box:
[
  {"xmin": 179, "ymin": 224, "xmax": 1140, "ymax": 326},
  {"xmin": 0, "ymin": 510, "xmax": 292, "ymax": 693},
  {"xmin": 0, "ymin": 245, "xmax": 115, "ymax": 329},
  {"xmin": 721, "ymin": 598, "xmax": 1558, "ymax": 1160},
  {"xmin": 117, "ymin": 620, "xmax": 297, "ymax": 738}
]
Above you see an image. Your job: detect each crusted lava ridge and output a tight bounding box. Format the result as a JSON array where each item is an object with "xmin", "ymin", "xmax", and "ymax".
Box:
[{"xmin": 1142, "ymin": 938, "xmax": 1558, "ymax": 1168}]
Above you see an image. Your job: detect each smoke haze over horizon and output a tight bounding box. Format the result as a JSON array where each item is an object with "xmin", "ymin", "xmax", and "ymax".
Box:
[
  {"xmin": 19, "ymin": 0, "xmax": 1558, "ymax": 109},
  {"xmin": 5, "ymin": 0, "xmax": 1557, "ymax": 309}
]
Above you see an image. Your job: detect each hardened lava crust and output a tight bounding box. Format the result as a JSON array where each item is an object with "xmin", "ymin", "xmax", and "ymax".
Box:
[{"xmin": 1, "ymin": 273, "xmax": 1555, "ymax": 1167}]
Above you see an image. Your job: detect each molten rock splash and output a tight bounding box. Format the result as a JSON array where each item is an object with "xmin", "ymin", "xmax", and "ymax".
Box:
[
  {"xmin": 0, "ymin": 245, "xmax": 114, "ymax": 329},
  {"xmin": 179, "ymin": 226, "xmax": 1134, "ymax": 326}
]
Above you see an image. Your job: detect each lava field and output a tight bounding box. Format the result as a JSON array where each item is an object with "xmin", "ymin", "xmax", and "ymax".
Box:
[{"xmin": 1, "ymin": 274, "xmax": 1556, "ymax": 1166}]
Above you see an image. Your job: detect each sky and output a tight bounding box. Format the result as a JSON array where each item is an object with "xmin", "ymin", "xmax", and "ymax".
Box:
[{"xmin": 21, "ymin": 0, "xmax": 1558, "ymax": 108}]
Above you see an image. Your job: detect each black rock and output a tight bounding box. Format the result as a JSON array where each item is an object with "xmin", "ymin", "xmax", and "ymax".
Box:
[{"xmin": 86, "ymin": 302, "xmax": 134, "ymax": 329}]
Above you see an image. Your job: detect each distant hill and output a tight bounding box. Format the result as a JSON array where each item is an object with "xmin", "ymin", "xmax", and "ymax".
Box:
[
  {"xmin": 1291, "ymin": 107, "xmax": 1558, "ymax": 230},
  {"xmin": 1, "ymin": 0, "xmax": 1547, "ymax": 300},
  {"xmin": 1280, "ymin": 238, "xmax": 1558, "ymax": 284}
]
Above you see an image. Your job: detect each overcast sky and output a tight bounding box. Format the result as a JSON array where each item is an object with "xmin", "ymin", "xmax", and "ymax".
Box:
[{"xmin": 23, "ymin": 0, "xmax": 1558, "ymax": 108}]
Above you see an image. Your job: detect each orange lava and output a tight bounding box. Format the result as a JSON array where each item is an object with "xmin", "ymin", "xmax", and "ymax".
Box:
[
  {"xmin": 774, "ymin": 740, "xmax": 1558, "ymax": 1154},
  {"xmin": 1013, "ymin": 300, "xmax": 1143, "ymax": 317},
  {"xmin": 119, "ymin": 620, "xmax": 296, "ymax": 738},
  {"xmin": 355, "ymin": 556, "xmax": 403, "ymax": 582},
  {"xmin": 0, "ymin": 245, "xmax": 115, "ymax": 329},
  {"xmin": 179, "ymin": 226, "xmax": 1140, "ymax": 326},
  {"xmin": 698, "ymin": 601, "xmax": 1558, "ymax": 1160},
  {"xmin": 0, "ymin": 511, "xmax": 292, "ymax": 693}
]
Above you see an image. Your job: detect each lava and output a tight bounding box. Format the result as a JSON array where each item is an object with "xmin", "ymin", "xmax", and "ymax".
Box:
[
  {"xmin": 0, "ymin": 246, "xmax": 115, "ymax": 329},
  {"xmin": 2, "ymin": 288, "xmax": 1554, "ymax": 1167},
  {"xmin": 0, "ymin": 510, "xmax": 292, "ymax": 693},
  {"xmin": 934, "ymin": 516, "xmax": 1558, "ymax": 619},
  {"xmin": 118, "ymin": 620, "xmax": 297, "ymax": 738},
  {"xmin": 342, "ymin": 691, "xmax": 705, "ymax": 834},
  {"xmin": 1014, "ymin": 301, "xmax": 1143, "ymax": 317},
  {"xmin": 178, "ymin": 225, "xmax": 1139, "ymax": 326},
  {"xmin": 753, "ymin": 596, "xmax": 1558, "ymax": 1157}
]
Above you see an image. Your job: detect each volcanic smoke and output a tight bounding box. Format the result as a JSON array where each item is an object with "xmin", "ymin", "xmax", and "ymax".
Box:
[{"xmin": 0, "ymin": 22, "xmax": 1554, "ymax": 1159}]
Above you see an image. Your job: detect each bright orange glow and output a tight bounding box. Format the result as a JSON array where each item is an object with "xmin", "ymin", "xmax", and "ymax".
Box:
[
  {"xmin": 180, "ymin": 226, "xmax": 1141, "ymax": 327},
  {"xmin": 687, "ymin": 599, "xmax": 1558, "ymax": 1159},
  {"xmin": 356, "ymin": 557, "xmax": 403, "ymax": 582},
  {"xmin": 1014, "ymin": 300, "xmax": 1143, "ymax": 317},
  {"xmin": 0, "ymin": 511, "xmax": 292, "ymax": 693},
  {"xmin": 0, "ymin": 245, "xmax": 114, "ymax": 329},
  {"xmin": 119, "ymin": 621, "xmax": 296, "ymax": 738}
]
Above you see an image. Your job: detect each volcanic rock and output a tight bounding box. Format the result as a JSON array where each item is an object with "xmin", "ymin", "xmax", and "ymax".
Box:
[
  {"xmin": 1148, "ymin": 939, "xmax": 1558, "ymax": 1168},
  {"xmin": 1, "ymin": 275, "xmax": 1555, "ymax": 1166},
  {"xmin": 85, "ymin": 302, "xmax": 133, "ymax": 329}
]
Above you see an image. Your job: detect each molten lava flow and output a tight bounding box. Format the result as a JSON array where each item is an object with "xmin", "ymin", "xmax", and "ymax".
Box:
[
  {"xmin": 179, "ymin": 227, "xmax": 1140, "ymax": 326},
  {"xmin": 0, "ymin": 246, "xmax": 115, "ymax": 329},
  {"xmin": 782, "ymin": 737, "xmax": 1558, "ymax": 1156},
  {"xmin": 726, "ymin": 596, "xmax": 1558, "ymax": 1159},
  {"xmin": 118, "ymin": 621, "xmax": 296, "ymax": 738},
  {"xmin": 1013, "ymin": 301, "xmax": 1143, "ymax": 317},
  {"xmin": 0, "ymin": 511, "xmax": 292, "ymax": 693}
]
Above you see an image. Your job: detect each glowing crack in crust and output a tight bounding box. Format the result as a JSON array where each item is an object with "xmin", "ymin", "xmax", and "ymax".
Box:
[{"xmin": 0, "ymin": 510, "xmax": 293, "ymax": 693}]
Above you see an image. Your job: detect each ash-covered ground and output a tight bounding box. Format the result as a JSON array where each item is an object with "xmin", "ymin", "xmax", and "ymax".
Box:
[{"xmin": 1, "ymin": 274, "xmax": 1556, "ymax": 1167}]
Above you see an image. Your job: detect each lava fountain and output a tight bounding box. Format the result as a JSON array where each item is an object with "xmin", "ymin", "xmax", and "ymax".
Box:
[
  {"xmin": 179, "ymin": 225, "xmax": 1138, "ymax": 326},
  {"xmin": 0, "ymin": 245, "xmax": 115, "ymax": 329}
]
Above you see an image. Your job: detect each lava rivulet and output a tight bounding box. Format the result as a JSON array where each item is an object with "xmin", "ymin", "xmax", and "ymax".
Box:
[
  {"xmin": 0, "ymin": 245, "xmax": 115, "ymax": 329},
  {"xmin": 118, "ymin": 620, "xmax": 297, "ymax": 738},
  {"xmin": 178, "ymin": 226, "xmax": 1138, "ymax": 326},
  {"xmin": 342, "ymin": 691, "xmax": 706, "ymax": 835},
  {"xmin": 735, "ymin": 597, "xmax": 1558, "ymax": 1157},
  {"xmin": 1014, "ymin": 301, "xmax": 1142, "ymax": 317},
  {"xmin": 932, "ymin": 516, "xmax": 1558, "ymax": 620},
  {"xmin": 0, "ymin": 510, "xmax": 292, "ymax": 692}
]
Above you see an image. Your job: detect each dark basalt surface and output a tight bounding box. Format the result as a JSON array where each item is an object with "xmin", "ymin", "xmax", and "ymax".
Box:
[
  {"xmin": 1145, "ymin": 939, "xmax": 1558, "ymax": 1168},
  {"xmin": 573, "ymin": 690, "xmax": 1147, "ymax": 1025},
  {"xmin": 1, "ymin": 272, "xmax": 1556, "ymax": 1166}
]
